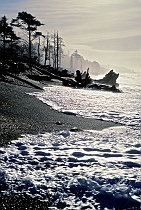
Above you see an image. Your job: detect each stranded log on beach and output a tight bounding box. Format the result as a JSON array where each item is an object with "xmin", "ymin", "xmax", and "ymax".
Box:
[
  {"xmin": 28, "ymin": 65, "xmax": 120, "ymax": 92},
  {"xmin": 93, "ymin": 69, "xmax": 119, "ymax": 87},
  {"xmin": 87, "ymin": 83, "xmax": 120, "ymax": 93},
  {"xmin": 0, "ymin": 63, "xmax": 43, "ymax": 90},
  {"xmin": 31, "ymin": 65, "xmax": 79, "ymax": 87},
  {"xmin": 5, "ymin": 72, "xmax": 43, "ymax": 90},
  {"xmin": 0, "ymin": 61, "xmax": 120, "ymax": 92}
]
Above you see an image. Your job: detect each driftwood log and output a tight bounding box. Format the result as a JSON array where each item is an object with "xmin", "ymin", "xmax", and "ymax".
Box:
[
  {"xmin": 94, "ymin": 70, "xmax": 119, "ymax": 86},
  {"xmin": 27, "ymin": 74, "xmax": 51, "ymax": 81},
  {"xmin": 0, "ymin": 62, "xmax": 120, "ymax": 92},
  {"xmin": 32, "ymin": 65, "xmax": 79, "ymax": 87},
  {"xmin": 31, "ymin": 66, "xmax": 120, "ymax": 92},
  {"xmin": 87, "ymin": 83, "xmax": 120, "ymax": 92},
  {"xmin": 2, "ymin": 71, "xmax": 43, "ymax": 90}
]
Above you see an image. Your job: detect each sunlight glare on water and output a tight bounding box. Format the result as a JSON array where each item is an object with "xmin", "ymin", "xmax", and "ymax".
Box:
[
  {"xmin": 0, "ymin": 72, "xmax": 141, "ymax": 209},
  {"xmin": 32, "ymin": 81, "xmax": 140, "ymax": 128}
]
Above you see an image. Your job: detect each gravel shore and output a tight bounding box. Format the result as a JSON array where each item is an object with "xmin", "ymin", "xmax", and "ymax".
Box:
[
  {"xmin": 0, "ymin": 80, "xmax": 121, "ymax": 209},
  {"xmin": 0, "ymin": 81, "xmax": 119, "ymax": 146}
]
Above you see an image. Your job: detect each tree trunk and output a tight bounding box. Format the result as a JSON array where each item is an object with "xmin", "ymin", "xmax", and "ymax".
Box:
[{"xmin": 28, "ymin": 27, "xmax": 32, "ymax": 65}]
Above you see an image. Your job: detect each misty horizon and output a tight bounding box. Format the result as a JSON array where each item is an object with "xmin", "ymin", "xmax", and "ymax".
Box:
[{"xmin": 1, "ymin": 0, "xmax": 141, "ymax": 72}]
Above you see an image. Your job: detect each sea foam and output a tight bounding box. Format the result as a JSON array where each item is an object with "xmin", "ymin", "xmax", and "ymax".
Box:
[{"xmin": 0, "ymin": 127, "xmax": 141, "ymax": 209}]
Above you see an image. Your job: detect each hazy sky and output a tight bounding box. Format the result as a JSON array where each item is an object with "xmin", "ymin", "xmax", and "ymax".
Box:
[{"xmin": 1, "ymin": 0, "xmax": 141, "ymax": 71}]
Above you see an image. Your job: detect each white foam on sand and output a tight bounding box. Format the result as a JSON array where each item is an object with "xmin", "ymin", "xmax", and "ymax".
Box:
[
  {"xmin": 0, "ymin": 127, "xmax": 141, "ymax": 209},
  {"xmin": 29, "ymin": 84, "xmax": 141, "ymax": 129}
]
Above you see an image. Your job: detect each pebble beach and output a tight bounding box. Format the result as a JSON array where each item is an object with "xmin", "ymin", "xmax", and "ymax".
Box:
[
  {"xmin": 0, "ymin": 81, "xmax": 118, "ymax": 146},
  {"xmin": 0, "ymin": 79, "xmax": 140, "ymax": 209}
]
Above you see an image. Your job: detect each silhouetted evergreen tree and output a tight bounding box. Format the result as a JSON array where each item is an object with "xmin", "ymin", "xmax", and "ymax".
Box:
[
  {"xmin": 11, "ymin": 11, "xmax": 44, "ymax": 65},
  {"xmin": 0, "ymin": 16, "xmax": 20, "ymax": 63}
]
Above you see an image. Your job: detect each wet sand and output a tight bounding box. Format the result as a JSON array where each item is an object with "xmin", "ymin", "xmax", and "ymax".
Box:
[{"xmin": 0, "ymin": 81, "xmax": 119, "ymax": 146}]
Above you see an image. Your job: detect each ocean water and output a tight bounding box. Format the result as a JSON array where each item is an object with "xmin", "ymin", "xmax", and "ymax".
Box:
[{"xmin": 0, "ymin": 72, "xmax": 141, "ymax": 209}]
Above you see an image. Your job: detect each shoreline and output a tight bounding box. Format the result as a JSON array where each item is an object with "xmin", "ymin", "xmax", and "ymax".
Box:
[{"xmin": 0, "ymin": 81, "xmax": 120, "ymax": 146}]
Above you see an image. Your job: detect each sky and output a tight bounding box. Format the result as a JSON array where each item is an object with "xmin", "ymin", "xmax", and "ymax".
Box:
[{"xmin": 1, "ymin": 0, "xmax": 141, "ymax": 72}]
